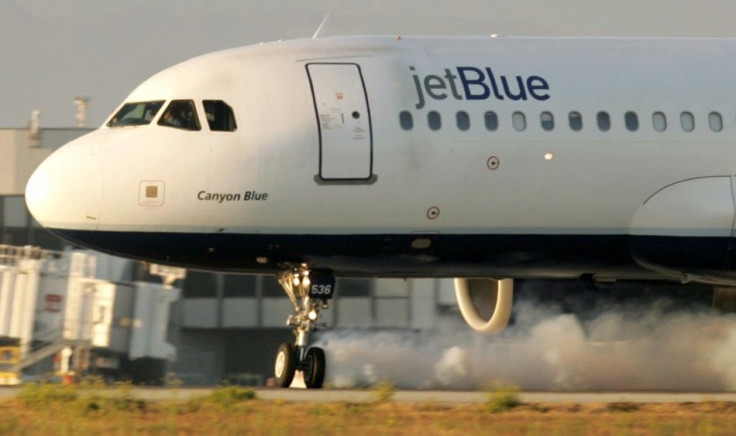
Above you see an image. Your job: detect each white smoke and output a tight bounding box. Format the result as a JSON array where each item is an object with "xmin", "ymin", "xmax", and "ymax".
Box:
[{"xmin": 315, "ymin": 301, "xmax": 736, "ymax": 391}]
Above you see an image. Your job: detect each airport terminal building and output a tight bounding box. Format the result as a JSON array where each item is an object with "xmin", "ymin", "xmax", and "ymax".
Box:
[{"xmin": 0, "ymin": 123, "xmax": 460, "ymax": 385}]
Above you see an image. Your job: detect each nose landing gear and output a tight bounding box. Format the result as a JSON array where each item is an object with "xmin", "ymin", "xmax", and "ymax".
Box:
[{"xmin": 273, "ymin": 266, "xmax": 334, "ymax": 389}]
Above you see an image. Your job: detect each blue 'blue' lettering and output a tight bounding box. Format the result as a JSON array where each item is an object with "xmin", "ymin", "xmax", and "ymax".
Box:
[{"xmin": 456, "ymin": 67, "xmax": 490, "ymax": 100}]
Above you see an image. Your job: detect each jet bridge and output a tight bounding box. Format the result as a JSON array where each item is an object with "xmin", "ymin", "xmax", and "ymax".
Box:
[{"xmin": 0, "ymin": 245, "xmax": 179, "ymax": 384}]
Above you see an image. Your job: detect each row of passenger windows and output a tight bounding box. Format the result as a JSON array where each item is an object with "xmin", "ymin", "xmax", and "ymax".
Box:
[
  {"xmin": 108, "ymin": 99, "xmax": 237, "ymax": 132},
  {"xmin": 399, "ymin": 110, "xmax": 727, "ymax": 133}
]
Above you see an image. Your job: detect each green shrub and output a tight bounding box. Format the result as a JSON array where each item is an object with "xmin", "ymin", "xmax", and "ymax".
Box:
[
  {"xmin": 74, "ymin": 394, "xmax": 104, "ymax": 416},
  {"xmin": 109, "ymin": 381, "xmax": 136, "ymax": 411},
  {"xmin": 205, "ymin": 385, "xmax": 257, "ymax": 408},
  {"xmin": 372, "ymin": 379, "xmax": 395, "ymax": 403},
  {"xmin": 484, "ymin": 381, "xmax": 521, "ymax": 413}
]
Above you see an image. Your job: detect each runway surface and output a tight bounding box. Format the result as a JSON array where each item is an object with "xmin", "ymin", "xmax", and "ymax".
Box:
[
  {"xmin": 255, "ymin": 390, "xmax": 736, "ymax": 404},
  {"xmin": 254, "ymin": 389, "xmax": 736, "ymax": 404},
  {"xmin": 3, "ymin": 387, "xmax": 735, "ymax": 404}
]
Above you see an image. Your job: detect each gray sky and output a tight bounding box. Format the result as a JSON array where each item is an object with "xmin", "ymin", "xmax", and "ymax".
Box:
[{"xmin": 3, "ymin": 0, "xmax": 736, "ymax": 127}]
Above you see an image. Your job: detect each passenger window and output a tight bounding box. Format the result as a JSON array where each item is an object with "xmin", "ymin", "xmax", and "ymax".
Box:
[
  {"xmin": 158, "ymin": 100, "xmax": 200, "ymax": 131},
  {"xmin": 428, "ymin": 111, "xmax": 441, "ymax": 131},
  {"xmin": 625, "ymin": 111, "xmax": 638, "ymax": 131},
  {"xmin": 568, "ymin": 111, "xmax": 582, "ymax": 131},
  {"xmin": 652, "ymin": 112, "xmax": 667, "ymax": 132},
  {"xmin": 108, "ymin": 101, "xmax": 164, "ymax": 127},
  {"xmin": 203, "ymin": 100, "xmax": 237, "ymax": 132},
  {"xmin": 399, "ymin": 111, "xmax": 413, "ymax": 130},
  {"xmin": 709, "ymin": 112, "xmax": 723, "ymax": 132},
  {"xmin": 680, "ymin": 112, "xmax": 695, "ymax": 132},
  {"xmin": 512, "ymin": 111, "xmax": 526, "ymax": 131},
  {"xmin": 540, "ymin": 111, "xmax": 554, "ymax": 131},
  {"xmin": 484, "ymin": 111, "xmax": 499, "ymax": 131},
  {"xmin": 596, "ymin": 111, "xmax": 611, "ymax": 131},
  {"xmin": 456, "ymin": 111, "xmax": 470, "ymax": 131}
]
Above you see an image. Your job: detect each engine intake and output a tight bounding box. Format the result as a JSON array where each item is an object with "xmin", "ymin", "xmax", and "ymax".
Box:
[{"xmin": 454, "ymin": 278, "xmax": 513, "ymax": 334}]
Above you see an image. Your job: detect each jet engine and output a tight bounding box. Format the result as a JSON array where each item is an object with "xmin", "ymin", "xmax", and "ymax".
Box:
[{"xmin": 454, "ymin": 278, "xmax": 514, "ymax": 334}]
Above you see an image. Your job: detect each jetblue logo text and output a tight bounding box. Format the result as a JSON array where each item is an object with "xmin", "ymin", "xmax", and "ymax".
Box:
[{"xmin": 411, "ymin": 66, "xmax": 551, "ymax": 109}]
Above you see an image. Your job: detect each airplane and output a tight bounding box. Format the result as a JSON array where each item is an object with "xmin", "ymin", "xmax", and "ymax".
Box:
[{"xmin": 25, "ymin": 34, "xmax": 736, "ymax": 389}]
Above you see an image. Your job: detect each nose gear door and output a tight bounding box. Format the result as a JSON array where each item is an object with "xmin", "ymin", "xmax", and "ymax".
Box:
[{"xmin": 306, "ymin": 63, "xmax": 373, "ymax": 181}]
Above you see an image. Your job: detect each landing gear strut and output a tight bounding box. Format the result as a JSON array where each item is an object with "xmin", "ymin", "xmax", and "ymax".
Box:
[{"xmin": 273, "ymin": 266, "xmax": 334, "ymax": 389}]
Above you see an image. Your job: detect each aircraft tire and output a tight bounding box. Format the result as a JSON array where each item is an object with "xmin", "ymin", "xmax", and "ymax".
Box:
[
  {"xmin": 274, "ymin": 342, "xmax": 297, "ymax": 388},
  {"xmin": 303, "ymin": 347, "xmax": 326, "ymax": 389}
]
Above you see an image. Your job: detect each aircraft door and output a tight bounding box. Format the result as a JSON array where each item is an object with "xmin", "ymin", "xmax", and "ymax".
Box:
[{"xmin": 306, "ymin": 63, "xmax": 373, "ymax": 181}]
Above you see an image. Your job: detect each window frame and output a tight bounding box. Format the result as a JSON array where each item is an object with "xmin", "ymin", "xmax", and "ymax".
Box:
[
  {"xmin": 107, "ymin": 101, "xmax": 165, "ymax": 128},
  {"xmin": 540, "ymin": 111, "xmax": 554, "ymax": 131},
  {"xmin": 456, "ymin": 111, "xmax": 470, "ymax": 131},
  {"xmin": 427, "ymin": 111, "xmax": 442, "ymax": 131},
  {"xmin": 484, "ymin": 111, "xmax": 499, "ymax": 131},
  {"xmin": 680, "ymin": 111, "xmax": 695, "ymax": 132},
  {"xmin": 708, "ymin": 112, "xmax": 723, "ymax": 132},
  {"xmin": 203, "ymin": 100, "xmax": 237, "ymax": 132},
  {"xmin": 652, "ymin": 112, "xmax": 667, "ymax": 132},
  {"xmin": 624, "ymin": 111, "xmax": 639, "ymax": 132},
  {"xmin": 399, "ymin": 111, "xmax": 413, "ymax": 130},
  {"xmin": 596, "ymin": 111, "xmax": 611, "ymax": 132},
  {"xmin": 512, "ymin": 111, "xmax": 526, "ymax": 132},
  {"xmin": 568, "ymin": 111, "xmax": 583, "ymax": 131},
  {"xmin": 158, "ymin": 99, "xmax": 202, "ymax": 131}
]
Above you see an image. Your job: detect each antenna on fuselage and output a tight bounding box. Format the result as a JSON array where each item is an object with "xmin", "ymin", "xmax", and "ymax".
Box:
[{"xmin": 312, "ymin": 14, "xmax": 331, "ymax": 38}]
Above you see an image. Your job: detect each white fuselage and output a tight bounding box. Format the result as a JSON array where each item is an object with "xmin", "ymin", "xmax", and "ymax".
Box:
[{"xmin": 25, "ymin": 36, "xmax": 736, "ymax": 282}]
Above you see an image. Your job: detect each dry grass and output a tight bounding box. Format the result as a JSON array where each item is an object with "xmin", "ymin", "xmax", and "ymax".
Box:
[{"xmin": 3, "ymin": 383, "xmax": 736, "ymax": 435}]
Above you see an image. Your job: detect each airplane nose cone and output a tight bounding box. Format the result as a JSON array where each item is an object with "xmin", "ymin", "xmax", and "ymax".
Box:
[{"xmin": 26, "ymin": 142, "xmax": 102, "ymax": 232}]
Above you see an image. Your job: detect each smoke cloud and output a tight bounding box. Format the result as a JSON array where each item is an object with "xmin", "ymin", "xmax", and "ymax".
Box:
[{"xmin": 315, "ymin": 300, "xmax": 736, "ymax": 391}]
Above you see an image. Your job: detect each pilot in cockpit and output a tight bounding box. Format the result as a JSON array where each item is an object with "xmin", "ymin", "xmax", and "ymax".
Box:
[
  {"xmin": 161, "ymin": 109, "xmax": 183, "ymax": 127},
  {"xmin": 159, "ymin": 101, "xmax": 198, "ymax": 130}
]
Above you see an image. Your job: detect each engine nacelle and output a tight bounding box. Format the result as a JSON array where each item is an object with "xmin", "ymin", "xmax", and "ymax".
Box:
[{"xmin": 454, "ymin": 278, "xmax": 514, "ymax": 334}]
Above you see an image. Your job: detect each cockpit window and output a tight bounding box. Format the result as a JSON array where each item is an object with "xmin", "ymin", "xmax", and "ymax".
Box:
[
  {"xmin": 107, "ymin": 101, "xmax": 164, "ymax": 127},
  {"xmin": 158, "ymin": 100, "xmax": 201, "ymax": 131},
  {"xmin": 203, "ymin": 100, "xmax": 237, "ymax": 132}
]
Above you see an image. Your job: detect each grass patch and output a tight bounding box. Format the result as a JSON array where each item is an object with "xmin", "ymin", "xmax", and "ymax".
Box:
[
  {"xmin": 17, "ymin": 382, "xmax": 78, "ymax": 407},
  {"xmin": 9, "ymin": 383, "xmax": 736, "ymax": 435},
  {"xmin": 17, "ymin": 379, "xmax": 146, "ymax": 417},
  {"xmin": 606, "ymin": 402, "xmax": 640, "ymax": 413},
  {"xmin": 4, "ymin": 390, "xmax": 736, "ymax": 435}
]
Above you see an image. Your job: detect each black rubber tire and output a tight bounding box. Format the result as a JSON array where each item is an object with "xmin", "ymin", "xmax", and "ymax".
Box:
[
  {"xmin": 304, "ymin": 347, "xmax": 326, "ymax": 389},
  {"xmin": 274, "ymin": 342, "xmax": 296, "ymax": 388}
]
